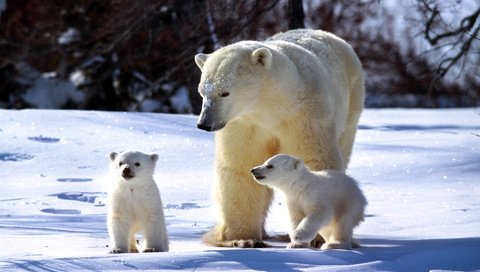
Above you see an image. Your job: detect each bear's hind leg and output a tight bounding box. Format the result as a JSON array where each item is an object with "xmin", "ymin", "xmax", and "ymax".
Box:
[
  {"xmin": 339, "ymin": 75, "xmax": 364, "ymax": 168},
  {"xmin": 338, "ymin": 116, "xmax": 361, "ymax": 169}
]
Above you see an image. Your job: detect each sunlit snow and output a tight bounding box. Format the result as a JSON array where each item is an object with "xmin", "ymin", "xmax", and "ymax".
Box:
[{"xmin": 0, "ymin": 108, "xmax": 479, "ymax": 271}]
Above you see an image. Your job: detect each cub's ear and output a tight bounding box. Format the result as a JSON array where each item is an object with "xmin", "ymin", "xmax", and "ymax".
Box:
[
  {"xmin": 194, "ymin": 54, "xmax": 209, "ymax": 71},
  {"xmin": 251, "ymin": 47, "xmax": 272, "ymax": 69},
  {"xmin": 151, "ymin": 154, "xmax": 159, "ymax": 163},
  {"xmin": 109, "ymin": 152, "xmax": 118, "ymax": 161}
]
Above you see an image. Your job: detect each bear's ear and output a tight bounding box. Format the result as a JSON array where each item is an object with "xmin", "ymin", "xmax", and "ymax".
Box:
[
  {"xmin": 195, "ymin": 54, "xmax": 209, "ymax": 71},
  {"xmin": 109, "ymin": 152, "xmax": 117, "ymax": 161},
  {"xmin": 150, "ymin": 154, "xmax": 159, "ymax": 163},
  {"xmin": 251, "ymin": 47, "xmax": 272, "ymax": 69}
]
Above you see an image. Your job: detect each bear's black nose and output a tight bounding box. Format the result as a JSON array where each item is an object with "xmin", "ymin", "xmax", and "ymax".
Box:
[
  {"xmin": 123, "ymin": 167, "xmax": 131, "ymax": 175},
  {"xmin": 197, "ymin": 123, "xmax": 212, "ymax": 131}
]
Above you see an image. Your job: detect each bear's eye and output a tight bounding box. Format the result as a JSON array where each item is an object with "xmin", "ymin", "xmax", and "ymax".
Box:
[
  {"xmin": 266, "ymin": 165, "xmax": 273, "ymax": 169},
  {"xmin": 219, "ymin": 92, "xmax": 230, "ymax": 98},
  {"xmin": 134, "ymin": 162, "xmax": 141, "ymax": 167}
]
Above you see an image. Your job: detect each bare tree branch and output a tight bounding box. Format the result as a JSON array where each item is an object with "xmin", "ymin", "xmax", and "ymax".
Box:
[
  {"xmin": 424, "ymin": 6, "xmax": 480, "ymax": 45},
  {"xmin": 436, "ymin": 24, "xmax": 480, "ymax": 77},
  {"xmin": 418, "ymin": 0, "xmax": 480, "ymax": 97},
  {"xmin": 227, "ymin": 0, "xmax": 282, "ymax": 40}
]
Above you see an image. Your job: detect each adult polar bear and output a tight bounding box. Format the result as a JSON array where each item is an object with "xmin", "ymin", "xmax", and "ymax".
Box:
[{"xmin": 194, "ymin": 29, "xmax": 364, "ymax": 247}]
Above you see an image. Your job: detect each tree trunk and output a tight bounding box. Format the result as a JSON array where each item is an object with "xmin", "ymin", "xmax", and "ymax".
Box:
[{"xmin": 288, "ymin": 0, "xmax": 304, "ymax": 29}]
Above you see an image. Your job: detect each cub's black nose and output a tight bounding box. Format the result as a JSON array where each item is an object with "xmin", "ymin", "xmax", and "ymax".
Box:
[
  {"xmin": 197, "ymin": 123, "xmax": 212, "ymax": 131},
  {"xmin": 123, "ymin": 168, "xmax": 131, "ymax": 175}
]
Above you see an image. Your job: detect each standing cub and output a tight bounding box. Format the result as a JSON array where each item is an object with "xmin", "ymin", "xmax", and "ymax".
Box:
[
  {"xmin": 251, "ymin": 154, "xmax": 367, "ymax": 250},
  {"xmin": 107, "ymin": 150, "xmax": 169, "ymax": 253}
]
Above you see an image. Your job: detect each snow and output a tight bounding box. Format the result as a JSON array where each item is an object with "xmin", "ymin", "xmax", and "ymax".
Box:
[
  {"xmin": 170, "ymin": 86, "xmax": 193, "ymax": 113},
  {"xmin": 16, "ymin": 63, "xmax": 85, "ymax": 109},
  {"xmin": 58, "ymin": 28, "xmax": 80, "ymax": 45},
  {"xmin": 141, "ymin": 99, "xmax": 163, "ymax": 112},
  {"xmin": 0, "ymin": 108, "xmax": 479, "ymax": 271},
  {"xmin": 69, "ymin": 70, "xmax": 89, "ymax": 87},
  {"xmin": 201, "ymin": 80, "xmax": 214, "ymax": 108},
  {"xmin": 203, "ymin": 80, "xmax": 214, "ymax": 97}
]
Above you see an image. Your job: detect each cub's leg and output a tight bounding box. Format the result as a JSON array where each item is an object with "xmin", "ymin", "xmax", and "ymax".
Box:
[
  {"xmin": 108, "ymin": 218, "xmax": 131, "ymax": 254},
  {"xmin": 320, "ymin": 216, "xmax": 354, "ymax": 250},
  {"xmin": 286, "ymin": 203, "xmax": 308, "ymax": 248},
  {"xmin": 142, "ymin": 220, "xmax": 169, "ymax": 252},
  {"xmin": 286, "ymin": 205, "xmax": 326, "ymax": 248},
  {"xmin": 289, "ymin": 210, "xmax": 332, "ymax": 249}
]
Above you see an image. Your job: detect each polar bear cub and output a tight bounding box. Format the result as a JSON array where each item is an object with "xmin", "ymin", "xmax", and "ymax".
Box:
[
  {"xmin": 107, "ymin": 150, "xmax": 169, "ymax": 253},
  {"xmin": 251, "ymin": 154, "xmax": 367, "ymax": 250}
]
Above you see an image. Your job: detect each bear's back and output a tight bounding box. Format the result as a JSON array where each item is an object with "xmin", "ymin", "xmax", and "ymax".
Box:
[{"xmin": 267, "ymin": 29, "xmax": 346, "ymax": 58}]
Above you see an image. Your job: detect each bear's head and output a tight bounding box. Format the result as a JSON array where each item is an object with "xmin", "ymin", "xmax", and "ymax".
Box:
[
  {"xmin": 251, "ymin": 154, "xmax": 304, "ymax": 187},
  {"xmin": 109, "ymin": 150, "xmax": 158, "ymax": 183},
  {"xmin": 194, "ymin": 42, "xmax": 274, "ymax": 132}
]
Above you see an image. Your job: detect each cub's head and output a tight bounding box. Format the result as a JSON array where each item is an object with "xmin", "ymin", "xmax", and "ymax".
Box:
[
  {"xmin": 109, "ymin": 150, "xmax": 158, "ymax": 182},
  {"xmin": 194, "ymin": 42, "xmax": 273, "ymax": 132},
  {"xmin": 251, "ymin": 154, "xmax": 304, "ymax": 187}
]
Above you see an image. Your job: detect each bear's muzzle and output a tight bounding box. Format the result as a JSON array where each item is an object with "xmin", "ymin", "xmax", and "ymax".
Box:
[
  {"xmin": 251, "ymin": 168, "xmax": 266, "ymax": 180},
  {"xmin": 197, "ymin": 123, "xmax": 212, "ymax": 131},
  {"xmin": 121, "ymin": 167, "xmax": 134, "ymax": 179}
]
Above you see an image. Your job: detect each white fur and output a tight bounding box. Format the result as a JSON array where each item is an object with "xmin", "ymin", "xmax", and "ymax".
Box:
[
  {"xmin": 107, "ymin": 150, "xmax": 169, "ymax": 253},
  {"xmin": 252, "ymin": 154, "xmax": 367, "ymax": 250},
  {"xmin": 195, "ymin": 29, "xmax": 365, "ymax": 247}
]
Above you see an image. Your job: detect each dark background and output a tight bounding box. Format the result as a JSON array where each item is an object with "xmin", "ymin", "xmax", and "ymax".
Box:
[{"xmin": 0, "ymin": 0, "xmax": 478, "ymax": 113}]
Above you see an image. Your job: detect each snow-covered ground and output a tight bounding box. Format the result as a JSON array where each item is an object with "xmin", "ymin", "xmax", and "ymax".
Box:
[{"xmin": 0, "ymin": 108, "xmax": 479, "ymax": 271}]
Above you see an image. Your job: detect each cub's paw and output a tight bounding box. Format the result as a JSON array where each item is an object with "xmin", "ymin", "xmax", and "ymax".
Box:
[
  {"xmin": 109, "ymin": 248, "xmax": 127, "ymax": 254},
  {"xmin": 142, "ymin": 248, "xmax": 158, "ymax": 253},
  {"xmin": 291, "ymin": 229, "xmax": 311, "ymax": 243},
  {"xmin": 321, "ymin": 242, "xmax": 351, "ymax": 250},
  {"xmin": 232, "ymin": 239, "xmax": 268, "ymax": 248},
  {"xmin": 287, "ymin": 242, "xmax": 310, "ymax": 249}
]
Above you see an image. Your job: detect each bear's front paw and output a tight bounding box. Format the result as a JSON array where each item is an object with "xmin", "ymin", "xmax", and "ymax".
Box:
[
  {"xmin": 232, "ymin": 239, "xmax": 268, "ymax": 248},
  {"xmin": 142, "ymin": 248, "xmax": 158, "ymax": 253},
  {"xmin": 109, "ymin": 248, "xmax": 127, "ymax": 254},
  {"xmin": 287, "ymin": 242, "xmax": 310, "ymax": 249},
  {"xmin": 310, "ymin": 234, "xmax": 326, "ymax": 248}
]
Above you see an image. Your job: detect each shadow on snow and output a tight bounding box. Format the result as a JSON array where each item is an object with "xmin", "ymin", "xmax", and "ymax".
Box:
[{"xmin": 1, "ymin": 237, "xmax": 479, "ymax": 271}]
